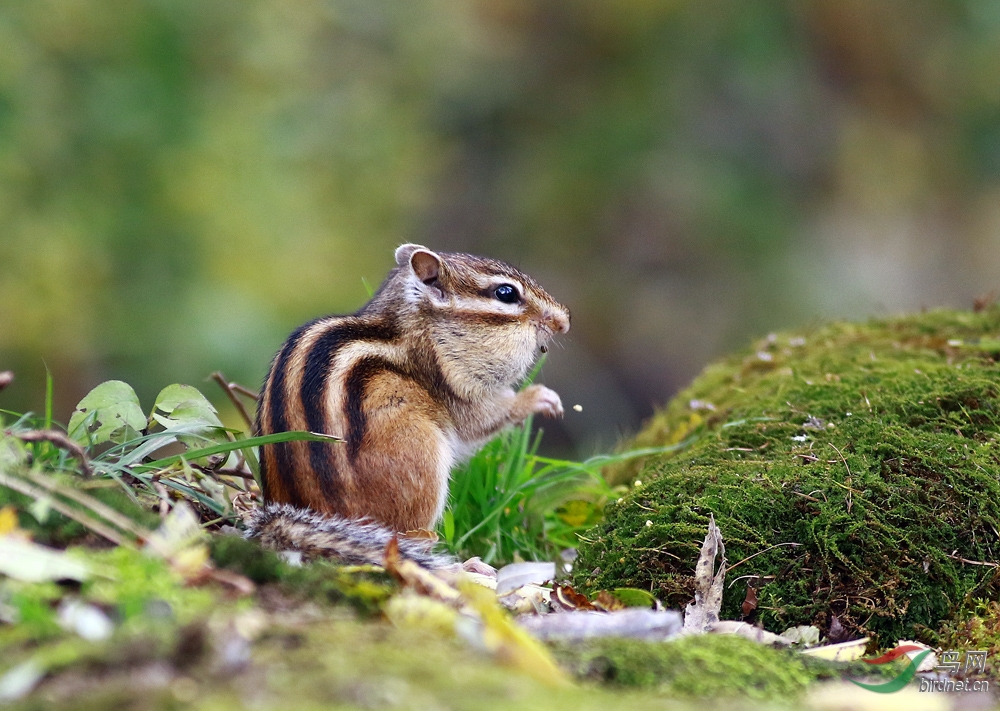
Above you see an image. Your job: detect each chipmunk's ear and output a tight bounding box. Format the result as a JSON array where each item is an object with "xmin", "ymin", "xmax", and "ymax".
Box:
[
  {"xmin": 395, "ymin": 243, "xmax": 428, "ymax": 267},
  {"xmin": 400, "ymin": 245, "xmax": 443, "ymax": 286}
]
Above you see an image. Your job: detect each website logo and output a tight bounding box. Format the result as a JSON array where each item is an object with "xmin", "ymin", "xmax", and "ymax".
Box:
[
  {"xmin": 850, "ymin": 645, "xmax": 989, "ymax": 694},
  {"xmin": 850, "ymin": 644, "xmax": 933, "ymax": 694}
]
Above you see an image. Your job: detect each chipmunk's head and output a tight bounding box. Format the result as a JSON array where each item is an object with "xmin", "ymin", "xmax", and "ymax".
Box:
[{"xmin": 393, "ymin": 243, "xmax": 570, "ymax": 390}]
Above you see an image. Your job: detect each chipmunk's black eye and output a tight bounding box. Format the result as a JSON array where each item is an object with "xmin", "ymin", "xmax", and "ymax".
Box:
[{"xmin": 494, "ymin": 283, "xmax": 520, "ymax": 304}]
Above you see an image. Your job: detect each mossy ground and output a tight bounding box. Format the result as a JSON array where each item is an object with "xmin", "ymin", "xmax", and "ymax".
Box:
[
  {"xmin": 576, "ymin": 307, "xmax": 1000, "ymax": 647},
  {"xmin": 0, "ymin": 512, "xmax": 926, "ymax": 710},
  {"xmin": 553, "ymin": 634, "xmax": 809, "ymax": 698},
  {"xmin": 3, "ymin": 540, "xmax": 814, "ymax": 711}
]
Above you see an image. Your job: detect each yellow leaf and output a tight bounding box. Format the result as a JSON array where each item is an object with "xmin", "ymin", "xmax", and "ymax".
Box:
[
  {"xmin": 170, "ymin": 543, "xmax": 210, "ymax": 578},
  {"xmin": 384, "ymin": 591, "xmax": 460, "ymax": 637},
  {"xmin": 458, "ymin": 579, "xmax": 569, "ymax": 687},
  {"xmin": 0, "ymin": 506, "xmax": 22, "ymax": 537},
  {"xmin": 556, "ymin": 500, "xmax": 593, "ymax": 527}
]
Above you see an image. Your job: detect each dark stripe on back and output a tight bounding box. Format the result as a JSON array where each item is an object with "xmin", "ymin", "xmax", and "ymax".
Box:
[
  {"xmin": 263, "ymin": 322, "xmax": 314, "ymax": 505},
  {"xmin": 300, "ymin": 320, "xmax": 399, "ymax": 500},
  {"xmin": 406, "ymin": 345, "xmax": 458, "ymax": 403},
  {"xmin": 343, "ymin": 356, "xmax": 407, "ymax": 461}
]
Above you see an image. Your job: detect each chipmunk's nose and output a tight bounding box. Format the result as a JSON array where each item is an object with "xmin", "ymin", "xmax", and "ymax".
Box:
[{"xmin": 546, "ymin": 307, "xmax": 570, "ymax": 334}]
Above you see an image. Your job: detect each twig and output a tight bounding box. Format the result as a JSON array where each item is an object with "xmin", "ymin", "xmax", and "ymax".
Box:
[
  {"xmin": 208, "ymin": 475, "xmax": 247, "ymax": 492},
  {"xmin": 10, "ymin": 429, "xmax": 92, "ymax": 476},
  {"xmin": 212, "ymin": 371, "xmax": 256, "ymax": 431},
  {"xmin": 215, "ymin": 469, "xmax": 255, "ymax": 480},
  {"xmin": 946, "ymin": 554, "xmax": 999, "ymax": 568},
  {"xmin": 728, "ymin": 573, "xmax": 776, "ymax": 588},
  {"xmin": 828, "ymin": 443, "xmax": 852, "ymax": 478},
  {"xmin": 791, "ymin": 491, "xmax": 821, "ymax": 503},
  {"xmin": 23, "ymin": 469, "xmax": 152, "ymax": 542},
  {"xmin": 0, "ymin": 472, "xmax": 131, "ymax": 547},
  {"xmin": 727, "ymin": 542, "xmax": 803, "ymax": 575},
  {"xmin": 633, "ymin": 547, "xmax": 682, "ymax": 560},
  {"xmin": 230, "ymin": 383, "xmax": 259, "ymax": 401}
]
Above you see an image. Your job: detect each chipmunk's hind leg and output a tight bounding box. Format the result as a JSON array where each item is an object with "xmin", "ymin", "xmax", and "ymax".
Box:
[{"xmin": 344, "ymin": 361, "xmax": 452, "ymax": 532}]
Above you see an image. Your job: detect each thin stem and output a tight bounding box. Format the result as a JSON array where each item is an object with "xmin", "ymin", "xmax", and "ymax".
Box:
[
  {"xmin": 212, "ymin": 371, "xmax": 255, "ymax": 431},
  {"xmin": 0, "ymin": 472, "xmax": 132, "ymax": 548}
]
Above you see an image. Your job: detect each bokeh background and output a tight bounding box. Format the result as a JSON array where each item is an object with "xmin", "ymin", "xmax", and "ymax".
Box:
[{"xmin": 2, "ymin": 0, "xmax": 999, "ymax": 455}]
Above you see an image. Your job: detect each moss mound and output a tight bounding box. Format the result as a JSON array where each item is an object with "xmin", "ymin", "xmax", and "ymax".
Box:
[
  {"xmin": 575, "ymin": 307, "xmax": 1000, "ymax": 645},
  {"xmin": 552, "ymin": 634, "xmax": 813, "ymax": 699}
]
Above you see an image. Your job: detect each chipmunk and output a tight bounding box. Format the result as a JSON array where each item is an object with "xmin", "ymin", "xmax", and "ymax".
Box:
[{"xmin": 245, "ymin": 244, "xmax": 570, "ymax": 567}]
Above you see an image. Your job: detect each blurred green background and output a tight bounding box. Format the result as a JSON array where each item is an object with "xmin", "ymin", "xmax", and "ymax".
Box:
[{"xmin": 1, "ymin": 0, "xmax": 999, "ymax": 454}]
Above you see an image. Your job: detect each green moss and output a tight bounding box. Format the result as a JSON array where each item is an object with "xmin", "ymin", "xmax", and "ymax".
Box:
[
  {"xmin": 80, "ymin": 547, "xmax": 218, "ymax": 626},
  {"xmin": 553, "ymin": 634, "xmax": 813, "ymax": 699},
  {"xmin": 0, "ymin": 547, "xmax": 222, "ymax": 696},
  {"xmin": 938, "ymin": 599, "xmax": 1000, "ymax": 676},
  {"xmin": 208, "ymin": 532, "xmax": 402, "ymax": 615},
  {"xmin": 5, "ymin": 613, "xmax": 762, "ymax": 711},
  {"xmin": 577, "ymin": 307, "xmax": 1000, "ymax": 646},
  {"xmin": 209, "ymin": 533, "xmax": 286, "ymax": 584},
  {"xmin": 280, "ymin": 560, "xmax": 397, "ymax": 616}
]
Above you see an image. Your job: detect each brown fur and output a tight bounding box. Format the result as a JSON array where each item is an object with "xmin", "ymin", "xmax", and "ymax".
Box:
[{"xmin": 256, "ymin": 244, "xmax": 570, "ymax": 534}]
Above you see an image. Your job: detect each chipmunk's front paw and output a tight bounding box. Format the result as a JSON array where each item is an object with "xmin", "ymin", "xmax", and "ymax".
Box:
[{"xmin": 524, "ymin": 384, "xmax": 564, "ymax": 418}]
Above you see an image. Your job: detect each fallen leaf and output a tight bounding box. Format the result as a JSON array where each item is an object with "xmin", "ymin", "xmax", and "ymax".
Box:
[
  {"xmin": 144, "ymin": 501, "xmax": 204, "ymax": 559},
  {"xmin": 610, "ymin": 588, "xmax": 658, "ymax": 608},
  {"xmin": 518, "ymin": 608, "xmax": 683, "ymax": 642},
  {"xmin": 592, "ymin": 591, "xmax": 624, "ymax": 612},
  {"xmin": 458, "ymin": 579, "xmax": 569, "ymax": 687},
  {"xmin": 801, "ymin": 637, "xmax": 870, "ymax": 661},
  {"xmin": 401, "ymin": 528, "xmax": 439, "ymax": 542},
  {"xmin": 780, "ymin": 625, "xmax": 821, "ymax": 647},
  {"xmin": 551, "ymin": 583, "xmax": 594, "ymax": 612},
  {"xmin": 495, "ymin": 561, "xmax": 555, "ymax": 595},
  {"xmin": 497, "ymin": 584, "xmax": 550, "ymax": 613},
  {"xmin": 741, "ymin": 584, "xmax": 758, "ymax": 617},
  {"xmin": 0, "ymin": 506, "xmax": 24, "ymax": 537},
  {"xmin": 0, "ymin": 537, "xmax": 89, "ymax": 583},
  {"xmin": 711, "ymin": 621, "xmax": 794, "ymax": 646},
  {"xmin": 682, "ymin": 514, "xmax": 726, "ymax": 633},
  {"xmin": 0, "ymin": 660, "xmax": 45, "ymax": 702}
]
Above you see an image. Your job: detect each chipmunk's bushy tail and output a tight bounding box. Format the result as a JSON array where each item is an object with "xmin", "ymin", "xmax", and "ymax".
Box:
[{"xmin": 244, "ymin": 503, "xmax": 456, "ymax": 569}]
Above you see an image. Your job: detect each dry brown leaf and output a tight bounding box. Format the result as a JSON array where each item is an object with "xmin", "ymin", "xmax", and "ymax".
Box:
[
  {"xmin": 592, "ymin": 590, "xmax": 625, "ymax": 612},
  {"xmin": 741, "ymin": 584, "xmax": 758, "ymax": 617},
  {"xmin": 551, "ymin": 583, "xmax": 595, "ymax": 612},
  {"xmin": 682, "ymin": 513, "xmax": 726, "ymax": 633},
  {"xmin": 400, "ymin": 528, "xmax": 439, "ymax": 542}
]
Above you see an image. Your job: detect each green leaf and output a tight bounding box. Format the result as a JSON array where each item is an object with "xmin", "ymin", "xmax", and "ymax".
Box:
[
  {"xmin": 68, "ymin": 380, "xmax": 146, "ymax": 446},
  {"xmin": 149, "ymin": 385, "xmax": 229, "ymax": 464},
  {"xmin": 150, "ymin": 384, "xmax": 226, "ymax": 446},
  {"xmin": 134, "ymin": 430, "xmax": 340, "ymax": 473},
  {"xmin": 611, "ymin": 588, "xmax": 658, "ymax": 608}
]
